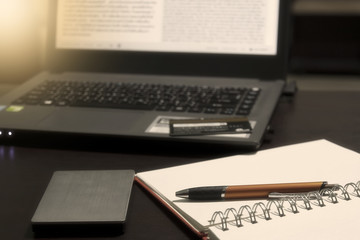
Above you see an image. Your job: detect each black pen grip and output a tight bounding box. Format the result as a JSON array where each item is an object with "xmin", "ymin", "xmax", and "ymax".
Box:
[{"xmin": 188, "ymin": 186, "xmax": 226, "ymax": 200}]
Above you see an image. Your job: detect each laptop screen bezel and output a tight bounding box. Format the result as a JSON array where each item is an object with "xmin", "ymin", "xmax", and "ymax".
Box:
[{"xmin": 46, "ymin": 0, "xmax": 291, "ymax": 80}]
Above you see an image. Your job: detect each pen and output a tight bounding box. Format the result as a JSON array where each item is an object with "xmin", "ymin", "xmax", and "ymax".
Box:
[{"xmin": 176, "ymin": 181, "xmax": 336, "ymax": 200}]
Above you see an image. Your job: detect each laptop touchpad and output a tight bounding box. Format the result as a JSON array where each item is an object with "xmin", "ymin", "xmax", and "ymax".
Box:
[{"xmin": 38, "ymin": 109, "xmax": 144, "ymax": 133}]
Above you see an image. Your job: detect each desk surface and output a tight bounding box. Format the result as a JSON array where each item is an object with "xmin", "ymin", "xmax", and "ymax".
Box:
[{"xmin": 1, "ymin": 90, "xmax": 360, "ymax": 240}]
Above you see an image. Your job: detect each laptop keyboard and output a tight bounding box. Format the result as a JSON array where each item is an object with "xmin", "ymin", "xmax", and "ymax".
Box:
[{"xmin": 13, "ymin": 80, "xmax": 260, "ymax": 116}]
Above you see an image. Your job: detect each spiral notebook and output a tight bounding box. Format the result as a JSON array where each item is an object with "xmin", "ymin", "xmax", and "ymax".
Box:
[{"xmin": 135, "ymin": 140, "xmax": 360, "ymax": 240}]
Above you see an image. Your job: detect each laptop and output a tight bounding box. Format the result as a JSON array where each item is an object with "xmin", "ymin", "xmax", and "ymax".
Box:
[{"xmin": 0, "ymin": 0, "xmax": 291, "ymax": 150}]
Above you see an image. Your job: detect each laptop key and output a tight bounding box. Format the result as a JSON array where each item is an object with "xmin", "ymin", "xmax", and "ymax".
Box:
[
  {"xmin": 220, "ymin": 108, "xmax": 235, "ymax": 115},
  {"xmin": 204, "ymin": 107, "xmax": 218, "ymax": 114},
  {"xmin": 70, "ymin": 102, "xmax": 154, "ymax": 110},
  {"xmin": 188, "ymin": 106, "xmax": 203, "ymax": 113}
]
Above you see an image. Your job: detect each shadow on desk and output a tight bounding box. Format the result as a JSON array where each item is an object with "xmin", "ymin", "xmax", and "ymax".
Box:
[
  {"xmin": 31, "ymin": 224, "xmax": 124, "ymax": 238},
  {"xmin": 1, "ymin": 131, "xmax": 257, "ymax": 158}
]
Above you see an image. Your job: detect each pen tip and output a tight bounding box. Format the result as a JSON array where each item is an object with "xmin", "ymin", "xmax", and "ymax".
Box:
[{"xmin": 175, "ymin": 189, "xmax": 189, "ymax": 198}]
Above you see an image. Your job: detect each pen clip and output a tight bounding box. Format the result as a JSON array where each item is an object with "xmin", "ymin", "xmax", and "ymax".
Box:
[
  {"xmin": 268, "ymin": 192, "xmax": 292, "ymax": 199},
  {"xmin": 268, "ymin": 192, "xmax": 316, "ymax": 199},
  {"xmin": 268, "ymin": 192, "xmax": 338, "ymax": 200}
]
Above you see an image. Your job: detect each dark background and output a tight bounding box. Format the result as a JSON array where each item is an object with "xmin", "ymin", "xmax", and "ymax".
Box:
[{"xmin": 290, "ymin": 1, "xmax": 360, "ymax": 74}]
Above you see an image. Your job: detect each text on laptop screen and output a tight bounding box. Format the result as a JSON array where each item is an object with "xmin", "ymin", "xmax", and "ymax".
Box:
[{"xmin": 56, "ymin": 0, "xmax": 279, "ymax": 55}]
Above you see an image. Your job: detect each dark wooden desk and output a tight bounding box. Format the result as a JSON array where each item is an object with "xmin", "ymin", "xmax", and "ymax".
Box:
[{"xmin": 0, "ymin": 90, "xmax": 359, "ymax": 240}]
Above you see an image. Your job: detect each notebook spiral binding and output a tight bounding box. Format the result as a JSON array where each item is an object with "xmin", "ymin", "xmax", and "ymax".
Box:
[{"xmin": 208, "ymin": 181, "xmax": 360, "ymax": 231}]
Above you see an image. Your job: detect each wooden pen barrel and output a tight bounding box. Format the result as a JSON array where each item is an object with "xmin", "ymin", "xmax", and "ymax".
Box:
[{"xmin": 224, "ymin": 182, "xmax": 325, "ymax": 199}]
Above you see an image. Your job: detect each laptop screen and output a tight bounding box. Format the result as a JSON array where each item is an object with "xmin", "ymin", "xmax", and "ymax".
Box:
[
  {"xmin": 56, "ymin": 0, "xmax": 279, "ymax": 56},
  {"xmin": 48, "ymin": 0, "xmax": 289, "ymax": 79}
]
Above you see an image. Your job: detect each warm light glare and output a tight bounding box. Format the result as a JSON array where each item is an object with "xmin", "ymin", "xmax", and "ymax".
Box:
[
  {"xmin": 0, "ymin": 0, "xmax": 29, "ymax": 31},
  {"xmin": 0, "ymin": 0, "xmax": 48, "ymax": 82}
]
